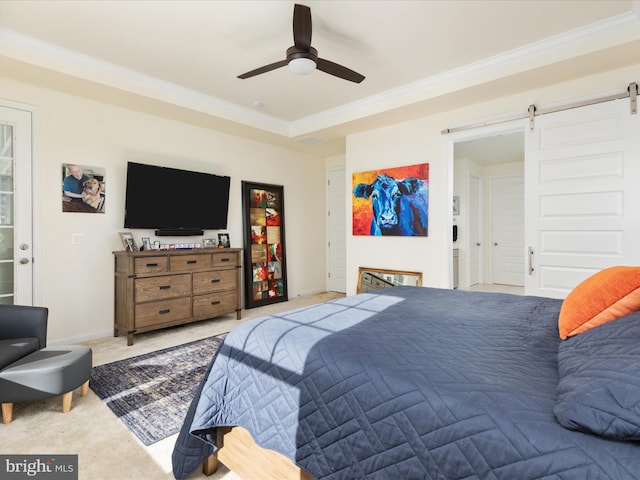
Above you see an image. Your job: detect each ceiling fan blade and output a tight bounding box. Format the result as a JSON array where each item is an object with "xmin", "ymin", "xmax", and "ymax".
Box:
[
  {"xmin": 293, "ymin": 3, "xmax": 312, "ymax": 50},
  {"xmin": 237, "ymin": 60, "xmax": 288, "ymax": 79},
  {"xmin": 316, "ymin": 58, "xmax": 365, "ymax": 83}
]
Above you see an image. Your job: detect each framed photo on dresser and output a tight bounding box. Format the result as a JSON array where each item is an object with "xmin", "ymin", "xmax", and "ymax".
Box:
[{"xmin": 241, "ymin": 181, "xmax": 288, "ymax": 309}]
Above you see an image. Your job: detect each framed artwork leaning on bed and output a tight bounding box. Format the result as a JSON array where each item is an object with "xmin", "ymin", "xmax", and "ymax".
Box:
[{"xmin": 241, "ymin": 181, "xmax": 288, "ymax": 309}]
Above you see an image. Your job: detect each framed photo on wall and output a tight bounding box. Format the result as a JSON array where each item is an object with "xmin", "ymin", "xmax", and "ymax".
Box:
[
  {"xmin": 62, "ymin": 163, "xmax": 106, "ymax": 213},
  {"xmin": 241, "ymin": 181, "xmax": 288, "ymax": 309}
]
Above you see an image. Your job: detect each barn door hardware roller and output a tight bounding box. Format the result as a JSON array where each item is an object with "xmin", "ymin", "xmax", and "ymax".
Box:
[
  {"xmin": 629, "ymin": 82, "xmax": 637, "ymax": 115},
  {"xmin": 528, "ymin": 105, "xmax": 536, "ymax": 131}
]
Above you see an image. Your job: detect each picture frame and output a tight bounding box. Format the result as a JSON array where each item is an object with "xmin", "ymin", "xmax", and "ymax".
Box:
[
  {"xmin": 141, "ymin": 237, "xmax": 151, "ymax": 251},
  {"xmin": 453, "ymin": 196, "xmax": 460, "ymax": 216},
  {"xmin": 218, "ymin": 233, "xmax": 230, "ymax": 248},
  {"xmin": 241, "ymin": 181, "xmax": 288, "ymax": 309},
  {"xmin": 203, "ymin": 238, "xmax": 217, "ymax": 248},
  {"xmin": 118, "ymin": 232, "xmax": 137, "ymax": 252},
  {"xmin": 62, "ymin": 163, "xmax": 107, "ymax": 213},
  {"xmin": 352, "ymin": 163, "xmax": 429, "ymax": 236}
]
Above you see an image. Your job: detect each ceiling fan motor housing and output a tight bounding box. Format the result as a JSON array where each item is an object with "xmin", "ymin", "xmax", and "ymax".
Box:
[{"xmin": 286, "ymin": 46, "xmax": 318, "ymax": 64}]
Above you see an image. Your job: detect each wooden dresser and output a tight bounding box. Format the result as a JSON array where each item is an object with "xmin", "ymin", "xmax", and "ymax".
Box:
[{"xmin": 113, "ymin": 248, "xmax": 242, "ymax": 345}]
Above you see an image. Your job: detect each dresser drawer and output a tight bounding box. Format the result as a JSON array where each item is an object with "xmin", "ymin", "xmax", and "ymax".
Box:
[
  {"xmin": 134, "ymin": 256, "xmax": 168, "ymax": 274},
  {"xmin": 170, "ymin": 254, "xmax": 212, "ymax": 272},
  {"xmin": 193, "ymin": 269, "xmax": 237, "ymax": 294},
  {"xmin": 135, "ymin": 274, "xmax": 191, "ymax": 302},
  {"xmin": 135, "ymin": 297, "xmax": 191, "ymax": 328},
  {"xmin": 193, "ymin": 291, "xmax": 237, "ymax": 319},
  {"xmin": 212, "ymin": 251, "xmax": 238, "ymax": 267}
]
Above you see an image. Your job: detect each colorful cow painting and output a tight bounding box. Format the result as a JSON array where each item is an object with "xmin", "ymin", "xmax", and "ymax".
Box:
[{"xmin": 352, "ymin": 163, "xmax": 429, "ymax": 236}]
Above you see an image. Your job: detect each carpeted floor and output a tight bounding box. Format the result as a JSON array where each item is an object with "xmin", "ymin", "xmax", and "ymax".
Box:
[
  {"xmin": 0, "ymin": 291, "xmax": 344, "ymax": 480},
  {"xmin": 90, "ymin": 333, "xmax": 226, "ymax": 445}
]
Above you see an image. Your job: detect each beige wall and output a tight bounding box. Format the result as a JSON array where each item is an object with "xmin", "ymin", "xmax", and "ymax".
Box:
[
  {"xmin": 0, "ymin": 77, "xmax": 327, "ymax": 344},
  {"xmin": 345, "ymin": 64, "xmax": 640, "ymax": 295},
  {"xmin": 4, "ymin": 61, "xmax": 640, "ymax": 340}
]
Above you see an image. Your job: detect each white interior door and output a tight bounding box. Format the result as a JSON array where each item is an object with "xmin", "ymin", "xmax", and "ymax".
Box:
[
  {"xmin": 490, "ymin": 174, "xmax": 524, "ymax": 286},
  {"xmin": 524, "ymin": 98, "xmax": 640, "ymax": 298},
  {"xmin": 0, "ymin": 104, "xmax": 33, "ymax": 305},
  {"xmin": 468, "ymin": 174, "xmax": 481, "ymax": 286},
  {"xmin": 327, "ymin": 167, "xmax": 346, "ymax": 293}
]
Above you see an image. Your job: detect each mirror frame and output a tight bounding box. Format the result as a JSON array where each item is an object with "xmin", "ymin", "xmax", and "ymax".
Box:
[{"xmin": 357, "ymin": 267, "xmax": 423, "ymax": 294}]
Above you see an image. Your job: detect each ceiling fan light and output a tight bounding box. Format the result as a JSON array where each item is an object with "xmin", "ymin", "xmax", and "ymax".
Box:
[{"xmin": 288, "ymin": 57, "xmax": 316, "ymax": 75}]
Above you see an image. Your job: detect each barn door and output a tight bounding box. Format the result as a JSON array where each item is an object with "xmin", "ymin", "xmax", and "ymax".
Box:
[{"xmin": 524, "ymin": 98, "xmax": 640, "ymax": 298}]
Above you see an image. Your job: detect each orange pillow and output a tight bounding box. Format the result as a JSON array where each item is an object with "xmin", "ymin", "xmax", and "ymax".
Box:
[{"xmin": 558, "ymin": 266, "xmax": 640, "ymax": 339}]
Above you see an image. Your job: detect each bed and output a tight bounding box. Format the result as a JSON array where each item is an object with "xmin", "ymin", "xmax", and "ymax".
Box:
[{"xmin": 172, "ymin": 285, "xmax": 640, "ymax": 479}]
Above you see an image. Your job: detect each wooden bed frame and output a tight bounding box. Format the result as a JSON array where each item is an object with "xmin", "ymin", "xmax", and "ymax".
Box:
[{"xmin": 202, "ymin": 426, "xmax": 313, "ymax": 480}]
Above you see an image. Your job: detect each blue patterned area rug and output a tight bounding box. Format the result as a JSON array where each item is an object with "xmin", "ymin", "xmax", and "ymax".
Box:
[{"xmin": 89, "ymin": 333, "xmax": 226, "ymax": 446}]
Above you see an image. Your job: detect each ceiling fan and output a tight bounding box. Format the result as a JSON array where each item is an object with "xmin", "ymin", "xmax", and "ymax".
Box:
[{"xmin": 237, "ymin": 3, "xmax": 365, "ymax": 83}]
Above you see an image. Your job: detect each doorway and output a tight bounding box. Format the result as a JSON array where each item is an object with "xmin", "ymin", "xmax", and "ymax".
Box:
[
  {"xmin": 452, "ymin": 129, "xmax": 525, "ymax": 291},
  {"xmin": 0, "ymin": 103, "xmax": 37, "ymax": 305}
]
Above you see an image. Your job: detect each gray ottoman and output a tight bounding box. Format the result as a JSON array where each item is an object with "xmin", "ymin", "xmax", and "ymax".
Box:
[{"xmin": 0, "ymin": 345, "xmax": 92, "ymax": 424}]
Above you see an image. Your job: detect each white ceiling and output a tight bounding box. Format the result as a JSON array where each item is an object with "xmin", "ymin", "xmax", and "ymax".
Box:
[{"xmin": 0, "ymin": 0, "xmax": 639, "ymax": 156}]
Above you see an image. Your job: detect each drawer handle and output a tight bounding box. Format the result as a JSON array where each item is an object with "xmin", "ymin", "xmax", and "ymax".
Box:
[
  {"xmin": 187, "ymin": 260, "xmax": 197, "ymax": 264},
  {"xmin": 220, "ymin": 258, "xmax": 230, "ymax": 262},
  {"xmin": 211, "ymin": 301, "xmax": 221, "ymax": 306},
  {"xmin": 159, "ymin": 309, "xmax": 170, "ymax": 314},
  {"xmin": 159, "ymin": 285, "xmax": 171, "ymax": 290},
  {"xmin": 211, "ymin": 279, "xmax": 221, "ymax": 283},
  {"xmin": 146, "ymin": 263, "xmax": 158, "ymax": 267}
]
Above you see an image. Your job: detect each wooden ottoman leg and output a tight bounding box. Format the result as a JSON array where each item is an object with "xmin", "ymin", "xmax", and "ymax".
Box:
[
  {"xmin": 1, "ymin": 403, "xmax": 13, "ymax": 424},
  {"xmin": 62, "ymin": 391, "xmax": 73, "ymax": 413},
  {"xmin": 80, "ymin": 380, "xmax": 89, "ymax": 397}
]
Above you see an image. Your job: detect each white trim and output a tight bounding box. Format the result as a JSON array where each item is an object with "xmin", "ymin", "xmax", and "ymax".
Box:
[
  {"xmin": 2, "ymin": 6, "xmax": 639, "ymax": 138},
  {"xmin": 0, "ymin": 29, "xmax": 290, "ymax": 136}
]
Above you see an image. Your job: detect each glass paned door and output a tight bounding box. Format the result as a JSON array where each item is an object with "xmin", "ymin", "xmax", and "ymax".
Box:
[
  {"xmin": 0, "ymin": 124, "xmax": 14, "ymax": 304},
  {"xmin": 0, "ymin": 105, "xmax": 33, "ymax": 306}
]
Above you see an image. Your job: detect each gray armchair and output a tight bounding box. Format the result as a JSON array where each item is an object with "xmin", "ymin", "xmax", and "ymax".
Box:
[
  {"xmin": 0, "ymin": 304, "xmax": 48, "ymax": 347},
  {"xmin": 0, "ymin": 304, "xmax": 92, "ymax": 424},
  {"xmin": 0, "ymin": 304, "xmax": 48, "ymax": 372}
]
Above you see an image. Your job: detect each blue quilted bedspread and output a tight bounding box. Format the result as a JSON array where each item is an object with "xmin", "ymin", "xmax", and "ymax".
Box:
[{"xmin": 172, "ymin": 287, "xmax": 640, "ymax": 479}]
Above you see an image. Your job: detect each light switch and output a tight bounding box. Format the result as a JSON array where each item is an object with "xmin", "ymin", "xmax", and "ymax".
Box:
[{"xmin": 72, "ymin": 233, "xmax": 85, "ymax": 245}]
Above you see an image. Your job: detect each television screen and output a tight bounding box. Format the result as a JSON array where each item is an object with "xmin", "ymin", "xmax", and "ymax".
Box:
[{"xmin": 124, "ymin": 162, "xmax": 230, "ymax": 233}]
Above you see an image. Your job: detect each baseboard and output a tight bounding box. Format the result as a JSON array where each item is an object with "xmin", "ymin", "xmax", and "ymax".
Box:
[
  {"xmin": 292, "ymin": 288, "xmax": 333, "ymax": 298},
  {"xmin": 48, "ymin": 329, "xmax": 113, "ymax": 346}
]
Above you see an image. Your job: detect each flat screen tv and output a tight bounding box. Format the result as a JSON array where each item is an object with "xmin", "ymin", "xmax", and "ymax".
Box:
[{"xmin": 124, "ymin": 162, "xmax": 231, "ymax": 236}]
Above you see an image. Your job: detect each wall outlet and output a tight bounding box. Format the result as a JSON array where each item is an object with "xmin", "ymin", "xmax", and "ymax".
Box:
[{"xmin": 72, "ymin": 233, "xmax": 85, "ymax": 245}]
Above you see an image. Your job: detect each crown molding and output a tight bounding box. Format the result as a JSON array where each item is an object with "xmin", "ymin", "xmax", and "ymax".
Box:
[
  {"xmin": 290, "ymin": 7, "xmax": 640, "ymax": 136},
  {"xmin": 1, "ymin": 3, "xmax": 639, "ymax": 140},
  {"xmin": 0, "ymin": 28, "xmax": 290, "ymax": 136}
]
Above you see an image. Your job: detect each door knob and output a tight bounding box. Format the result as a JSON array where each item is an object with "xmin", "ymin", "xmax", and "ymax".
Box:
[
  {"xmin": 19, "ymin": 257, "xmax": 30, "ymax": 264},
  {"xmin": 494, "ymin": 242, "xmax": 499, "ymax": 246},
  {"xmin": 19, "ymin": 243, "xmax": 29, "ymax": 251},
  {"xmin": 476, "ymin": 242, "xmax": 481, "ymax": 246}
]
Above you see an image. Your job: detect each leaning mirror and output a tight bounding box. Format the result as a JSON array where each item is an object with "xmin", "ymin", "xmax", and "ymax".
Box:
[{"xmin": 357, "ymin": 267, "xmax": 423, "ymax": 294}]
